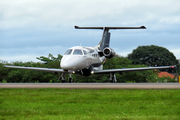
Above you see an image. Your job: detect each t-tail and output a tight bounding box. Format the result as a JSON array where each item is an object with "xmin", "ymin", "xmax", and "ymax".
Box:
[{"xmin": 75, "ymin": 26, "xmax": 146, "ymax": 58}]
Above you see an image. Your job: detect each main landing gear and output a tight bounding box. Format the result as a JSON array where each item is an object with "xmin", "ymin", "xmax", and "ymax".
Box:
[
  {"xmin": 57, "ymin": 73, "xmax": 73, "ymax": 83},
  {"xmin": 109, "ymin": 73, "xmax": 117, "ymax": 83}
]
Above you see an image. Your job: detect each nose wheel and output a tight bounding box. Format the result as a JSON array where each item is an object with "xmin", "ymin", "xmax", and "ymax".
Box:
[
  {"xmin": 68, "ymin": 77, "xmax": 73, "ymax": 83},
  {"xmin": 58, "ymin": 73, "xmax": 73, "ymax": 83},
  {"xmin": 68, "ymin": 74, "xmax": 73, "ymax": 83}
]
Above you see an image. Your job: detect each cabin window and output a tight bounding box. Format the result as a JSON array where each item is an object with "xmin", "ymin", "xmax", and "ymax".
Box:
[
  {"xmin": 73, "ymin": 49, "xmax": 83, "ymax": 55},
  {"xmin": 90, "ymin": 50, "xmax": 95, "ymax": 53},
  {"xmin": 64, "ymin": 49, "xmax": 72, "ymax": 55},
  {"xmin": 83, "ymin": 50, "xmax": 88, "ymax": 55},
  {"xmin": 92, "ymin": 54, "xmax": 98, "ymax": 57}
]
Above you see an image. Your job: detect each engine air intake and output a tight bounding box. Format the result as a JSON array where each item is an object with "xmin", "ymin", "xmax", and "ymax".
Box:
[{"xmin": 103, "ymin": 47, "xmax": 116, "ymax": 58}]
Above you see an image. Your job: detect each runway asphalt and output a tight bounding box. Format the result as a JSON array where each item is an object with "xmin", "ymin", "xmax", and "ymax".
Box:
[{"xmin": 0, "ymin": 83, "xmax": 180, "ymax": 89}]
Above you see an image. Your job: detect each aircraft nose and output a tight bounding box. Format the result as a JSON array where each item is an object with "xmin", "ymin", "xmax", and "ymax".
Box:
[
  {"xmin": 61, "ymin": 62, "xmax": 74, "ymax": 70},
  {"xmin": 60, "ymin": 56, "xmax": 76, "ymax": 70}
]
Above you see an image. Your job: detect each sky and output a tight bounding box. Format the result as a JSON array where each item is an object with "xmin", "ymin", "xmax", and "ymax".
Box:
[{"xmin": 0, "ymin": 0, "xmax": 180, "ymax": 62}]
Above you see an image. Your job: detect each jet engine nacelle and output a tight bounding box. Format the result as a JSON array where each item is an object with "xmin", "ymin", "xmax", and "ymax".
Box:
[{"xmin": 103, "ymin": 47, "xmax": 116, "ymax": 58}]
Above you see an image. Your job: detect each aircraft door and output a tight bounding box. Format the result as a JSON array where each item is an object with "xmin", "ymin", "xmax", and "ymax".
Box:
[{"xmin": 83, "ymin": 50, "xmax": 92, "ymax": 67}]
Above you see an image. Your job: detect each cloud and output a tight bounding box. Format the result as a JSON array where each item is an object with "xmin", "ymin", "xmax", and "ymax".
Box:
[
  {"xmin": 1, "ymin": 45, "xmax": 67, "ymax": 62},
  {"xmin": 1, "ymin": 0, "xmax": 180, "ymax": 29},
  {"xmin": 0, "ymin": 0, "xmax": 180, "ymax": 62}
]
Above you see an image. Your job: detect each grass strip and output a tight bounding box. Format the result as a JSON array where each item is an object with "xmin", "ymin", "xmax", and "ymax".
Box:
[{"xmin": 0, "ymin": 89, "xmax": 180, "ymax": 120}]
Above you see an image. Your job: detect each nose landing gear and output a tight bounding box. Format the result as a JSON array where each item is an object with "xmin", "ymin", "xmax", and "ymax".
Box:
[
  {"xmin": 68, "ymin": 74, "xmax": 73, "ymax": 83},
  {"xmin": 57, "ymin": 73, "xmax": 73, "ymax": 83}
]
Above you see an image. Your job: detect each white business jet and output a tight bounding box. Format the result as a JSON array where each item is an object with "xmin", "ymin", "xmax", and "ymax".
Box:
[{"xmin": 4, "ymin": 26, "xmax": 175, "ymax": 83}]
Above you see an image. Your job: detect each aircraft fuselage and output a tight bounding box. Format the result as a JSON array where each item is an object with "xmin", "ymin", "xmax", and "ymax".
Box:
[{"xmin": 60, "ymin": 46, "xmax": 104, "ymax": 72}]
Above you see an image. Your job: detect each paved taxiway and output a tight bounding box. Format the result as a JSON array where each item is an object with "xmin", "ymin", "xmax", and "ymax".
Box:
[{"xmin": 0, "ymin": 83, "xmax": 180, "ymax": 89}]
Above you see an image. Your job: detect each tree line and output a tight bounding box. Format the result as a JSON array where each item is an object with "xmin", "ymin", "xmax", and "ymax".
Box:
[{"xmin": 0, "ymin": 45, "xmax": 178, "ymax": 83}]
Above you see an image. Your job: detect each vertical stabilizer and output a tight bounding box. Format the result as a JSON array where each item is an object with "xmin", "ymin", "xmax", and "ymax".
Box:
[{"xmin": 99, "ymin": 28, "xmax": 111, "ymax": 51}]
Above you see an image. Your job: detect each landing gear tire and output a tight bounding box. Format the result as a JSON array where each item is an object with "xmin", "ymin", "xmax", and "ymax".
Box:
[
  {"xmin": 110, "ymin": 80, "xmax": 113, "ymax": 83},
  {"xmin": 62, "ymin": 80, "xmax": 66, "ymax": 83},
  {"xmin": 68, "ymin": 77, "xmax": 73, "ymax": 83}
]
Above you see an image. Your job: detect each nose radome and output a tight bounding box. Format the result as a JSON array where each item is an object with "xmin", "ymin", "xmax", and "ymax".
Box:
[
  {"xmin": 60, "ymin": 56, "xmax": 76, "ymax": 70},
  {"xmin": 60, "ymin": 55, "xmax": 86, "ymax": 70}
]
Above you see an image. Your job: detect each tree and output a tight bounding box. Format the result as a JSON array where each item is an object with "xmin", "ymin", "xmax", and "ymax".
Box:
[
  {"xmin": 1, "ymin": 53, "xmax": 175, "ymax": 83},
  {"xmin": 128, "ymin": 45, "xmax": 178, "ymax": 72},
  {"xmin": 7, "ymin": 70, "xmax": 23, "ymax": 83},
  {"xmin": 103, "ymin": 56, "xmax": 159, "ymax": 83},
  {"xmin": 36, "ymin": 53, "xmax": 62, "ymax": 64},
  {"xmin": 104, "ymin": 56, "xmax": 132, "ymax": 69}
]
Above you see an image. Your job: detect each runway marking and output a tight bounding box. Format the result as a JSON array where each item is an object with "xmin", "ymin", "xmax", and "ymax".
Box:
[{"xmin": 1, "ymin": 83, "xmax": 180, "ymax": 89}]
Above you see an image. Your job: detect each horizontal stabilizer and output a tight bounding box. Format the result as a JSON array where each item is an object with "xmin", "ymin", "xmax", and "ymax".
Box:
[
  {"xmin": 75, "ymin": 25, "xmax": 147, "ymax": 54},
  {"xmin": 75, "ymin": 26, "xmax": 146, "ymax": 29}
]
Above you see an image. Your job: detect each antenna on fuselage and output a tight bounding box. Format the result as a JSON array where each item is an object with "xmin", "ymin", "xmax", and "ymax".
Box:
[{"xmin": 74, "ymin": 25, "xmax": 146, "ymax": 51}]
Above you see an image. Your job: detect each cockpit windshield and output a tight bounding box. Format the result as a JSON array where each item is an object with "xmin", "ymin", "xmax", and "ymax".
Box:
[
  {"xmin": 64, "ymin": 49, "xmax": 72, "ymax": 55},
  {"xmin": 73, "ymin": 49, "xmax": 83, "ymax": 55}
]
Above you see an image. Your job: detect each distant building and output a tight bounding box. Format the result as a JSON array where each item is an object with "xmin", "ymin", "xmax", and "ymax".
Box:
[
  {"xmin": 158, "ymin": 72, "xmax": 175, "ymax": 79},
  {"xmin": 0, "ymin": 60, "xmax": 8, "ymax": 64}
]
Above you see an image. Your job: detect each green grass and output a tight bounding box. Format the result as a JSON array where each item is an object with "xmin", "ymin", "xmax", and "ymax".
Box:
[{"xmin": 0, "ymin": 89, "xmax": 180, "ymax": 120}]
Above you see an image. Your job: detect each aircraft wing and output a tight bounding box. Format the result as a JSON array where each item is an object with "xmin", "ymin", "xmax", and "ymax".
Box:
[
  {"xmin": 94, "ymin": 66, "xmax": 176, "ymax": 74},
  {"xmin": 4, "ymin": 65, "xmax": 176, "ymax": 75},
  {"xmin": 3, "ymin": 65, "xmax": 65, "ymax": 73}
]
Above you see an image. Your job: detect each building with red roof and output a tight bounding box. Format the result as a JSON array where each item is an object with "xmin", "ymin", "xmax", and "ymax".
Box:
[{"xmin": 158, "ymin": 72, "xmax": 175, "ymax": 79}]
